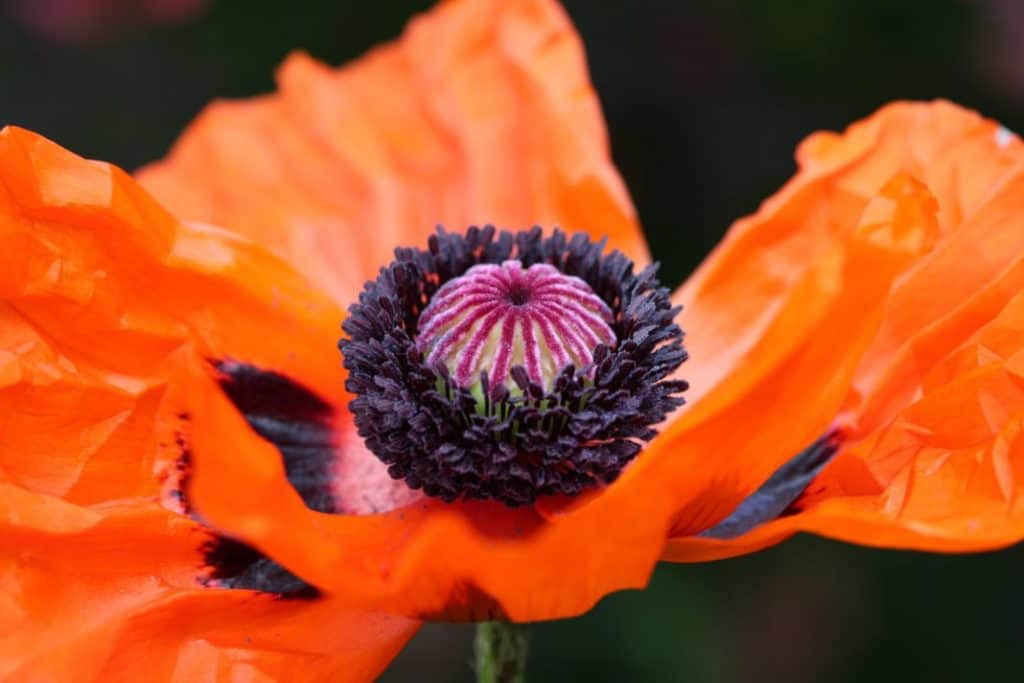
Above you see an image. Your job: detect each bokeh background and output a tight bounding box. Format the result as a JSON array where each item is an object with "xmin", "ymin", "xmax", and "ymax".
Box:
[{"xmin": 3, "ymin": 1, "xmax": 1023, "ymax": 681}]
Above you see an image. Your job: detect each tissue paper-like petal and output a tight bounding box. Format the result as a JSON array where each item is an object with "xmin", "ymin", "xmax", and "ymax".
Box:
[
  {"xmin": 0, "ymin": 126, "xmax": 417, "ymax": 680},
  {"xmin": 664, "ymin": 101, "xmax": 1024, "ymax": 560},
  {"xmin": 138, "ymin": 0, "xmax": 649, "ymax": 305}
]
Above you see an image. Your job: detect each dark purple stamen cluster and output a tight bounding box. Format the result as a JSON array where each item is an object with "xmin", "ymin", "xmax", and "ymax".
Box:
[{"xmin": 340, "ymin": 226, "xmax": 688, "ymax": 506}]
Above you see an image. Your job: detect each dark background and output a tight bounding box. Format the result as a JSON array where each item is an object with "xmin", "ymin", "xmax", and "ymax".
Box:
[{"xmin": 3, "ymin": 1, "xmax": 1022, "ymax": 680}]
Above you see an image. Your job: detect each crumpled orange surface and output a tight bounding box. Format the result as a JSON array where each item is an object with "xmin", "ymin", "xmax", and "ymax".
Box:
[
  {"xmin": 0, "ymin": 127, "xmax": 417, "ymax": 681},
  {"xmin": 664, "ymin": 102, "xmax": 1024, "ymax": 560},
  {"xmin": 2, "ymin": 0, "xmax": 1024, "ymax": 680}
]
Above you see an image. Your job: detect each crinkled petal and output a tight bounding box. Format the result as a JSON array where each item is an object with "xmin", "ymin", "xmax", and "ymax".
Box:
[
  {"xmin": 675, "ymin": 101, "xmax": 1012, "ymax": 412},
  {"xmin": 0, "ymin": 509, "xmax": 415, "ymax": 683},
  {"xmin": 188, "ymin": 373, "xmax": 676, "ymax": 621},
  {"xmin": 0, "ymin": 126, "xmax": 416, "ymax": 677},
  {"xmin": 645, "ymin": 168, "xmax": 943, "ymax": 537},
  {"xmin": 0, "ymin": 122, "xmax": 352, "ymax": 506},
  {"xmin": 665, "ymin": 292, "xmax": 1024, "ymax": 560},
  {"xmin": 137, "ymin": 0, "xmax": 648, "ymax": 305},
  {"xmin": 101, "ymin": 592, "xmax": 416, "ymax": 683},
  {"xmin": 665, "ymin": 101, "xmax": 1024, "ymax": 559}
]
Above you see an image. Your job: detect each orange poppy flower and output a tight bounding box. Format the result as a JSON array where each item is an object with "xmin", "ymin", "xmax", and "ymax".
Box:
[{"xmin": 2, "ymin": 0, "xmax": 1024, "ymax": 679}]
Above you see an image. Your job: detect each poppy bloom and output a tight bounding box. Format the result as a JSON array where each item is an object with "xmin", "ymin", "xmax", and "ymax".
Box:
[{"xmin": 3, "ymin": 0, "xmax": 1024, "ymax": 679}]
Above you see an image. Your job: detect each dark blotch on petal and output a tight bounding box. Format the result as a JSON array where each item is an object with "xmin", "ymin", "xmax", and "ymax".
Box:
[
  {"xmin": 213, "ymin": 359, "xmax": 337, "ymax": 514},
  {"xmin": 203, "ymin": 537, "xmax": 320, "ymax": 599},
  {"xmin": 699, "ymin": 430, "xmax": 842, "ymax": 540},
  {"xmin": 185, "ymin": 361, "xmax": 344, "ymax": 597}
]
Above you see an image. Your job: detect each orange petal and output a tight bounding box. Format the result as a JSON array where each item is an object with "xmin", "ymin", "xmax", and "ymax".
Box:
[
  {"xmin": 0, "ymin": 507, "xmax": 416, "ymax": 683},
  {"xmin": 187, "ymin": 370, "xmax": 676, "ymax": 621},
  {"xmin": 137, "ymin": 0, "xmax": 648, "ymax": 305},
  {"xmin": 666, "ymin": 294, "xmax": 1024, "ymax": 559},
  {"xmin": 675, "ymin": 101, "xmax": 1011, "ymax": 411},
  {"xmin": 0, "ymin": 125, "xmax": 349, "ymax": 502},
  {"xmin": 643, "ymin": 166, "xmax": 941, "ymax": 540},
  {"xmin": 102, "ymin": 592, "xmax": 417, "ymax": 683},
  {"xmin": 0, "ymin": 126, "xmax": 416, "ymax": 678},
  {"xmin": 665, "ymin": 101, "xmax": 1024, "ymax": 559}
]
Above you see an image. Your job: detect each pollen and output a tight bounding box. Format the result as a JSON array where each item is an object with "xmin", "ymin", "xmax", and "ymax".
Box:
[{"xmin": 415, "ymin": 260, "xmax": 615, "ymax": 394}]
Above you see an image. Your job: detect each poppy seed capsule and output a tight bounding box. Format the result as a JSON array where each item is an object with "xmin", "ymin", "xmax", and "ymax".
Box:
[
  {"xmin": 415, "ymin": 259, "xmax": 616, "ymax": 402},
  {"xmin": 340, "ymin": 226, "xmax": 688, "ymax": 506}
]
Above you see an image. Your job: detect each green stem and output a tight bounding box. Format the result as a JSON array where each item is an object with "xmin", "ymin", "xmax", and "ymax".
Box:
[{"xmin": 474, "ymin": 621, "xmax": 530, "ymax": 683}]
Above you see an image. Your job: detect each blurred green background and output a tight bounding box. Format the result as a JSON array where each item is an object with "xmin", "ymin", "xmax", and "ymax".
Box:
[{"xmin": 3, "ymin": 0, "xmax": 1022, "ymax": 680}]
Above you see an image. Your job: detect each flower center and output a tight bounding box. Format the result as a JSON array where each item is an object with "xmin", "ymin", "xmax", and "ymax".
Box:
[
  {"xmin": 339, "ymin": 226, "xmax": 688, "ymax": 506},
  {"xmin": 415, "ymin": 260, "xmax": 615, "ymax": 395}
]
